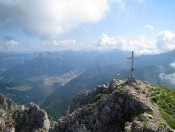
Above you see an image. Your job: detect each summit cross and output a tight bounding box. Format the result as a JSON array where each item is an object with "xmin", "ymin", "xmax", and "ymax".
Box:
[{"xmin": 126, "ymin": 51, "xmax": 138, "ymax": 83}]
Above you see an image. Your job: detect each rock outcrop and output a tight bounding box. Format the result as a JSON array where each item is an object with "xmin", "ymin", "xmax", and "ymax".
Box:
[
  {"xmin": 0, "ymin": 102, "xmax": 50, "ymax": 132},
  {"xmin": 50, "ymin": 79, "xmax": 175, "ymax": 132},
  {"xmin": 0, "ymin": 93, "xmax": 17, "ymax": 111}
]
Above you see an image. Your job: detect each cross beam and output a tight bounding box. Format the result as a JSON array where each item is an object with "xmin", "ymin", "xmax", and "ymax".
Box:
[
  {"xmin": 127, "ymin": 51, "xmax": 138, "ymax": 77},
  {"xmin": 127, "ymin": 51, "xmax": 138, "ymax": 83}
]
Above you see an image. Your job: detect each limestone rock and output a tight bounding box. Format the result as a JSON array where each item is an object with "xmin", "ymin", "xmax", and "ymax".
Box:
[
  {"xmin": 0, "ymin": 93, "xmax": 18, "ymax": 111},
  {"xmin": 0, "ymin": 102, "xmax": 50, "ymax": 132},
  {"xmin": 50, "ymin": 80, "xmax": 174, "ymax": 132},
  {"xmin": 143, "ymin": 122, "xmax": 158, "ymax": 132},
  {"xmin": 70, "ymin": 89, "xmax": 93, "ymax": 113},
  {"xmin": 131, "ymin": 121, "xmax": 144, "ymax": 132}
]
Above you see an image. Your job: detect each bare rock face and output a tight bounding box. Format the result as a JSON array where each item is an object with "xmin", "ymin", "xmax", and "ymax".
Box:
[
  {"xmin": 0, "ymin": 102, "xmax": 50, "ymax": 132},
  {"xmin": 69, "ymin": 89, "xmax": 93, "ymax": 113},
  {"xmin": 50, "ymin": 80, "xmax": 174, "ymax": 132},
  {"xmin": 0, "ymin": 93, "xmax": 18, "ymax": 111}
]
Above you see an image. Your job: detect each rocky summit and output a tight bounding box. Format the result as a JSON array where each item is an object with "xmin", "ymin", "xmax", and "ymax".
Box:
[
  {"xmin": 50, "ymin": 79, "xmax": 175, "ymax": 132},
  {"xmin": 0, "ymin": 79, "xmax": 175, "ymax": 132}
]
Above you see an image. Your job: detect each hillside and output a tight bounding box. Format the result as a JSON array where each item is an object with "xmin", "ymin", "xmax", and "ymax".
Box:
[{"xmin": 40, "ymin": 93, "xmax": 71, "ymax": 121}]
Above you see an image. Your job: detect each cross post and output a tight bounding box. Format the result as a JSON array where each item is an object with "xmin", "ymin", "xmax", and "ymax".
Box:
[{"xmin": 126, "ymin": 51, "xmax": 138, "ymax": 83}]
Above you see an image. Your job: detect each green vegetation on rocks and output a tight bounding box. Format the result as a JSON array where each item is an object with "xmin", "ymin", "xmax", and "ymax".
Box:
[
  {"xmin": 150, "ymin": 86, "xmax": 175, "ymax": 129},
  {"xmin": 40, "ymin": 93, "xmax": 70, "ymax": 121},
  {"xmin": 113, "ymin": 87, "xmax": 129, "ymax": 94},
  {"xmin": 92, "ymin": 93, "xmax": 106, "ymax": 102}
]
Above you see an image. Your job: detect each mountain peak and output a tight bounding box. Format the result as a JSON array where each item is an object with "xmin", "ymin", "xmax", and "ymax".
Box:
[{"xmin": 50, "ymin": 79, "xmax": 175, "ymax": 132}]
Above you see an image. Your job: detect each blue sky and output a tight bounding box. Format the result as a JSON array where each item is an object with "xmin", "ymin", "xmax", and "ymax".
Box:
[{"xmin": 0, "ymin": 0, "xmax": 175, "ymax": 54}]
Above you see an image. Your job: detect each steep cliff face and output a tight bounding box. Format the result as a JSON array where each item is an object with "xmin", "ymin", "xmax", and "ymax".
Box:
[
  {"xmin": 0, "ymin": 102, "xmax": 50, "ymax": 132},
  {"xmin": 50, "ymin": 80, "xmax": 175, "ymax": 132}
]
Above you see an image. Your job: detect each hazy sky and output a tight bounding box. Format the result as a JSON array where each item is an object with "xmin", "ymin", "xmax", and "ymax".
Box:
[{"xmin": 0, "ymin": 0, "xmax": 175, "ymax": 54}]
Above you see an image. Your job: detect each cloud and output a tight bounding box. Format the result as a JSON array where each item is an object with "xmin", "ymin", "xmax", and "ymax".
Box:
[
  {"xmin": 159, "ymin": 61, "xmax": 175, "ymax": 85},
  {"xmin": 0, "ymin": 0, "xmax": 109, "ymax": 37},
  {"xmin": 0, "ymin": 36, "xmax": 18, "ymax": 49},
  {"xmin": 98, "ymin": 34, "xmax": 119, "ymax": 46},
  {"xmin": 156, "ymin": 31, "xmax": 175, "ymax": 53},
  {"xmin": 5, "ymin": 40, "xmax": 18, "ymax": 48},
  {"xmin": 41, "ymin": 39, "xmax": 77, "ymax": 51},
  {"xmin": 159, "ymin": 73, "xmax": 175, "ymax": 85},
  {"xmin": 170, "ymin": 62, "xmax": 175, "ymax": 69},
  {"xmin": 96, "ymin": 33, "xmax": 156, "ymax": 54},
  {"xmin": 96, "ymin": 30, "xmax": 175, "ymax": 54},
  {"xmin": 145, "ymin": 25, "xmax": 154, "ymax": 31},
  {"xmin": 50, "ymin": 39, "xmax": 76, "ymax": 47}
]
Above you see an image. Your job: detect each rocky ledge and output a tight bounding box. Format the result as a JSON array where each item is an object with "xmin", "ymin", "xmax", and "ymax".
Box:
[
  {"xmin": 50, "ymin": 79, "xmax": 175, "ymax": 132},
  {"xmin": 0, "ymin": 102, "xmax": 50, "ymax": 132},
  {"xmin": 0, "ymin": 93, "xmax": 18, "ymax": 111}
]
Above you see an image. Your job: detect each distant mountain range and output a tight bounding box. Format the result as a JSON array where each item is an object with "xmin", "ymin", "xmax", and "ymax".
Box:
[
  {"xmin": 0, "ymin": 52, "xmax": 37, "ymax": 69},
  {"xmin": 0, "ymin": 50, "xmax": 175, "ymax": 119}
]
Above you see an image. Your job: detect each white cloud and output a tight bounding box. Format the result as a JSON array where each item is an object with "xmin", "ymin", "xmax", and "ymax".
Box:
[
  {"xmin": 145, "ymin": 25, "xmax": 154, "ymax": 31},
  {"xmin": 96, "ymin": 30, "xmax": 175, "ymax": 55},
  {"xmin": 50, "ymin": 39, "xmax": 76, "ymax": 47},
  {"xmin": 97, "ymin": 33, "xmax": 156, "ymax": 54},
  {"xmin": 5, "ymin": 40, "xmax": 18, "ymax": 48},
  {"xmin": 159, "ymin": 73, "xmax": 175, "ymax": 85},
  {"xmin": 159, "ymin": 61, "xmax": 175, "ymax": 85},
  {"xmin": 0, "ymin": 0, "xmax": 109, "ymax": 37},
  {"xmin": 170, "ymin": 62, "xmax": 175, "ymax": 69},
  {"xmin": 0, "ymin": 37, "xmax": 18, "ymax": 49},
  {"xmin": 41, "ymin": 39, "xmax": 77, "ymax": 51},
  {"xmin": 98, "ymin": 34, "xmax": 119, "ymax": 46},
  {"xmin": 156, "ymin": 31, "xmax": 175, "ymax": 53}
]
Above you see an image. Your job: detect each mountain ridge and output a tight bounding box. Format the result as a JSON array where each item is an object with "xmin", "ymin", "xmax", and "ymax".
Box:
[
  {"xmin": 0, "ymin": 79, "xmax": 175, "ymax": 131},
  {"xmin": 50, "ymin": 79, "xmax": 175, "ymax": 131}
]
